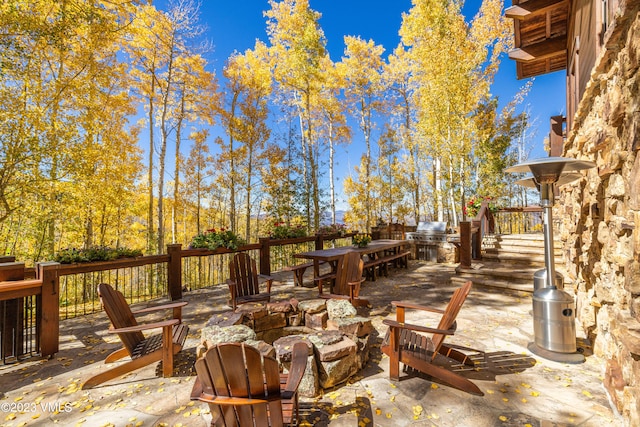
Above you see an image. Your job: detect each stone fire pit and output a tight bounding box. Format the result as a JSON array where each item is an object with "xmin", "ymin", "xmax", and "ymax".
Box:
[{"xmin": 197, "ymin": 298, "xmax": 374, "ymax": 397}]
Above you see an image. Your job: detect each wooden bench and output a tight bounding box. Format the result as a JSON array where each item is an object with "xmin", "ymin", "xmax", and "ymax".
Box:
[
  {"xmin": 283, "ymin": 261, "xmax": 326, "ymax": 287},
  {"xmin": 364, "ymin": 250, "xmax": 411, "ymax": 281}
]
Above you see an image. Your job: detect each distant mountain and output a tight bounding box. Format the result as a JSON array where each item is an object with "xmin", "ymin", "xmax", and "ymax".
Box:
[{"xmin": 320, "ymin": 210, "xmax": 346, "ymax": 225}]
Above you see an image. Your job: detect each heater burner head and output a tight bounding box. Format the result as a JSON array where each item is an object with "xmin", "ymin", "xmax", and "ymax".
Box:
[{"xmin": 506, "ymin": 157, "xmax": 596, "ymax": 184}]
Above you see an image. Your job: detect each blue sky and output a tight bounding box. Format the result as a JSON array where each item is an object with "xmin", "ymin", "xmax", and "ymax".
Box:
[
  {"xmin": 194, "ymin": 0, "xmax": 567, "ymax": 159},
  {"xmin": 154, "ymin": 0, "xmax": 567, "ymax": 206}
]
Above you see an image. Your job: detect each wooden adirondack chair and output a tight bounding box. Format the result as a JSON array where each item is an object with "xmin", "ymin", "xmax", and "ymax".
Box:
[
  {"xmin": 317, "ymin": 251, "xmax": 368, "ymax": 307},
  {"xmin": 191, "ymin": 341, "xmax": 308, "ymax": 427},
  {"xmin": 82, "ymin": 283, "xmax": 189, "ymax": 389},
  {"xmin": 227, "ymin": 253, "xmax": 273, "ymax": 310},
  {"xmin": 381, "ymin": 281, "xmax": 483, "ymax": 395}
]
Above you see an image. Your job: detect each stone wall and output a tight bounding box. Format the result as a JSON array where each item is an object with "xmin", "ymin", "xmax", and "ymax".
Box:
[{"xmin": 558, "ymin": 2, "xmax": 640, "ymax": 424}]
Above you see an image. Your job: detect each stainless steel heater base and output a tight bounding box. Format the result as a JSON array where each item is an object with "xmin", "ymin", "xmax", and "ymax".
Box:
[{"xmin": 527, "ymin": 342, "xmax": 585, "ymax": 364}]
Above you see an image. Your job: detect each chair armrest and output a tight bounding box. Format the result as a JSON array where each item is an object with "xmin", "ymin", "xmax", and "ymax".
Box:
[
  {"xmin": 382, "ymin": 319, "xmax": 455, "ymax": 336},
  {"xmin": 282, "ymin": 342, "xmax": 308, "ymax": 399},
  {"xmin": 108, "ymin": 318, "xmax": 179, "ymax": 334},
  {"xmin": 132, "ymin": 301, "xmax": 188, "ymax": 315},
  {"xmin": 259, "ymin": 275, "xmax": 273, "ymax": 293},
  {"xmin": 347, "ymin": 278, "xmax": 366, "ymax": 287},
  {"xmin": 391, "ymin": 300, "xmax": 445, "ymax": 314}
]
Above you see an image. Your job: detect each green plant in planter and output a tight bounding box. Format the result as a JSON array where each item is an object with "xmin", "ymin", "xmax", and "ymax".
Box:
[
  {"xmin": 352, "ymin": 234, "xmax": 371, "ymax": 248},
  {"xmin": 54, "ymin": 246, "xmax": 143, "ymax": 264},
  {"xmin": 190, "ymin": 228, "xmax": 246, "ymax": 250},
  {"xmin": 269, "ymin": 222, "xmax": 307, "ymax": 239}
]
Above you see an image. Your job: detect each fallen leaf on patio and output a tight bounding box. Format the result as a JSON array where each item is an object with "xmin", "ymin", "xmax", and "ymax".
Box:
[
  {"xmin": 430, "ymin": 383, "xmax": 438, "ymax": 390},
  {"xmin": 5, "ymin": 413, "xmax": 17, "ymax": 421},
  {"xmin": 582, "ymin": 390, "xmax": 593, "ymax": 398},
  {"xmin": 521, "ymin": 398, "xmax": 528, "ymax": 403},
  {"xmin": 375, "ymin": 408, "xmax": 382, "ymax": 415},
  {"xmin": 530, "ymin": 391, "xmax": 540, "ymax": 397},
  {"xmin": 412, "ymin": 405, "xmax": 423, "ymax": 416},
  {"xmin": 385, "ymin": 413, "xmax": 392, "ymax": 419},
  {"xmin": 389, "ymin": 395, "xmax": 395, "ymax": 402},
  {"xmin": 499, "ymin": 415, "xmax": 508, "ymax": 421}
]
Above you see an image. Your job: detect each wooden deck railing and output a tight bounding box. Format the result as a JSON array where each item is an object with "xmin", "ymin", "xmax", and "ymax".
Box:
[{"xmin": 0, "ymin": 232, "xmax": 355, "ymax": 363}]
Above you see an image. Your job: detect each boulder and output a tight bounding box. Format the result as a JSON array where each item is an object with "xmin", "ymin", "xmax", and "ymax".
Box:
[
  {"xmin": 326, "ymin": 316, "xmax": 373, "ymax": 337},
  {"xmin": 298, "ymin": 299, "xmax": 327, "ymax": 314},
  {"xmin": 317, "ymin": 351, "xmax": 359, "ymax": 389},
  {"xmin": 326, "ymin": 299, "xmax": 357, "ymax": 318},
  {"xmin": 200, "ymin": 324, "xmax": 256, "ymax": 348}
]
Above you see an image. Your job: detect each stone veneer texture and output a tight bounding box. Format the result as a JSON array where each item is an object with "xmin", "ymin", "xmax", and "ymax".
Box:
[{"xmin": 558, "ymin": 2, "xmax": 639, "ymax": 424}]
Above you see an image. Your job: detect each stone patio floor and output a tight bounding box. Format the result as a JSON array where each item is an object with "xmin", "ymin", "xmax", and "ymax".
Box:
[{"xmin": 0, "ymin": 261, "xmax": 625, "ymax": 427}]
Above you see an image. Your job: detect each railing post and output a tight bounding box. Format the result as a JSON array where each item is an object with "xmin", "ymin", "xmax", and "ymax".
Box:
[
  {"xmin": 167, "ymin": 244, "xmax": 182, "ymax": 301},
  {"xmin": 459, "ymin": 221, "xmax": 472, "ymax": 268},
  {"xmin": 259, "ymin": 238, "xmax": 271, "ymax": 276},
  {"xmin": 315, "ymin": 233, "xmax": 324, "ymax": 251},
  {"xmin": 37, "ymin": 262, "xmax": 59, "ymax": 358}
]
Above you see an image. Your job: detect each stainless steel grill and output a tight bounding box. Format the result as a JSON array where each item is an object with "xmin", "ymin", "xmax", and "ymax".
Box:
[
  {"xmin": 406, "ymin": 221, "xmax": 448, "ymax": 243},
  {"xmin": 406, "ymin": 222, "xmax": 448, "ymax": 261}
]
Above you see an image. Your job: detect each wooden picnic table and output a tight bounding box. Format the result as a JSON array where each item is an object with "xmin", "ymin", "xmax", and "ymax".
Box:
[{"xmin": 294, "ymin": 239, "xmax": 410, "ymax": 288}]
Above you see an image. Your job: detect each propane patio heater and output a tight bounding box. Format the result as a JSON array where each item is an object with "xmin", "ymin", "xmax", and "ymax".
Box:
[
  {"xmin": 514, "ymin": 172, "xmax": 582, "ymax": 292},
  {"xmin": 506, "ymin": 157, "xmax": 595, "ymax": 363}
]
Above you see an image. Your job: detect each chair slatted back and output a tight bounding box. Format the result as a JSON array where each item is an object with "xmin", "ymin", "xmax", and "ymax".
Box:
[
  {"xmin": 431, "ymin": 281, "xmax": 472, "ymax": 356},
  {"xmin": 229, "ymin": 253, "xmax": 260, "ymax": 300},
  {"xmin": 195, "ymin": 343, "xmax": 284, "ymax": 427},
  {"xmin": 333, "ymin": 252, "xmax": 363, "ymax": 297},
  {"xmin": 98, "ymin": 283, "xmax": 145, "ymax": 356}
]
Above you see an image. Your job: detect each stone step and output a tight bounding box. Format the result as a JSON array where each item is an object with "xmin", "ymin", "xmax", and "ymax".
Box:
[
  {"xmin": 456, "ymin": 263, "xmax": 541, "ymax": 280},
  {"xmin": 483, "ymin": 234, "xmax": 561, "ymax": 250},
  {"xmin": 453, "ymin": 261, "xmax": 572, "ymax": 293},
  {"xmin": 481, "ymin": 251, "xmax": 562, "ymax": 266},
  {"xmin": 451, "ymin": 274, "xmax": 534, "ymax": 293}
]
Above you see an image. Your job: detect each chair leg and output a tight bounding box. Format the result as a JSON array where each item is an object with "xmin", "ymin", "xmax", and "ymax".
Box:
[
  {"xmin": 162, "ymin": 326, "xmax": 174, "ymax": 378},
  {"xmin": 387, "ymin": 328, "xmax": 400, "ymax": 381}
]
